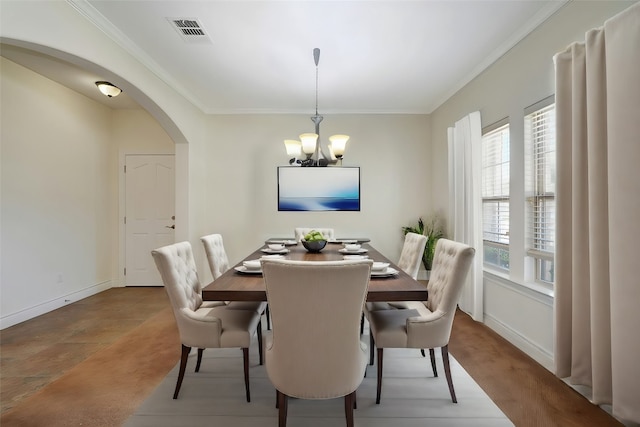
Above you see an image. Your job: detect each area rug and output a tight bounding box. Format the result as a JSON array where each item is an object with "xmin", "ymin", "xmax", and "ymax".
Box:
[{"xmin": 125, "ymin": 331, "xmax": 512, "ymax": 427}]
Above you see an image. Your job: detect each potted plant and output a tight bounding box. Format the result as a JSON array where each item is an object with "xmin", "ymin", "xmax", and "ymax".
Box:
[{"xmin": 402, "ymin": 216, "xmax": 445, "ymax": 277}]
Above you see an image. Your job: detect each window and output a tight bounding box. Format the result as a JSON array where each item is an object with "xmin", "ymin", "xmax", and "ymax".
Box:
[
  {"xmin": 525, "ymin": 100, "xmax": 556, "ymax": 284},
  {"xmin": 482, "ymin": 121, "xmax": 510, "ymax": 270}
]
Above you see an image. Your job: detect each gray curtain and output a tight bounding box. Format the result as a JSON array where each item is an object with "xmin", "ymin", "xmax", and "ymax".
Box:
[{"xmin": 554, "ymin": 2, "xmax": 640, "ymax": 423}]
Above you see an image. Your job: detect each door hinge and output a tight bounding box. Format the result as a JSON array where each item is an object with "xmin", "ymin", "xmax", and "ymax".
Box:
[
  {"xmin": 124, "ymin": 268, "xmax": 126, "ymax": 276},
  {"xmin": 124, "ymin": 216, "xmax": 126, "ymax": 224},
  {"xmin": 124, "ymin": 165, "xmax": 126, "ymax": 173}
]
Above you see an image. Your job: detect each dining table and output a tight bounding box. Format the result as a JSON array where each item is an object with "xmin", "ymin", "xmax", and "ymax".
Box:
[{"xmin": 201, "ymin": 240, "xmax": 428, "ymax": 303}]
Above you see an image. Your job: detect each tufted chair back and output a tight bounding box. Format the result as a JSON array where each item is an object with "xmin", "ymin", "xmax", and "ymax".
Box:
[
  {"xmin": 367, "ymin": 238, "xmax": 474, "ymax": 405},
  {"xmin": 152, "ymin": 241, "xmax": 263, "ymax": 402},
  {"xmin": 294, "ymin": 227, "xmax": 336, "ymax": 242},
  {"xmin": 397, "ymin": 232, "xmax": 428, "ymax": 279},
  {"xmin": 151, "ymin": 241, "xmax": 203, "ymax": 322},
  {"xmin": 261, "ymin": 259, "xmax": 372, "ymax": 399},
  {"xmin": 200, "ymin": 234, "xmax": 230, "ymax": 280},
  {"xmin": 425, "ymin": 239, "xmax": 475, "ymax": 332}
]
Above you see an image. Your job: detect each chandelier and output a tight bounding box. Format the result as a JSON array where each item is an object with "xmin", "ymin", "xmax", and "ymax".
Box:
[{"xmin": 284, "ymin": 48, "xmax": 349, "ymax": 167}]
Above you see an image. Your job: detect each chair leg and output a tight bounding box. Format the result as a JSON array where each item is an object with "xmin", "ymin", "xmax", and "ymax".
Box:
[
  {"xmin": 277, "ymin": 390, "xmax": 288, "ymax": 427},
  {"xmin": 369, "ymin": 332, "xmax": 375, "ymax": 365},
  {"xmin": 242, "ymin": 347, "xmax": 251, "ymax": 402},
  {"xmin": 195, "ymin": 348, "xmax": 204, "ymax": 372},
  {"xmin": 344, "ymin": 391, "xmax": 356, "ymax": 427},
  {"xmin": 420, "ymin": 349, "xmax": 425, "ymax": 357},
  {"xmin": 257, "ymin": 320, "xmax": 264, "ymax": 365},
  {"xmin": 442, "ymin": 345, "xmax": 457, "ymax": 403},
  {"xmin": 376, "ymin": 348, "xmax": 384, "ymax": 404},
  {"xmin": 360, "ymin": 312, "xmax": 364, "ymax": 335},
  {"xmin": 266, "ymin": 304, "xmax": 271, "ymax": 330},
  {"xmin": 173, "ymin": 344, "xmax": 190, "ymax": 399},
  {"xmin": 429, "ymin": 348, "xmax": 438, "ymax": 377}
]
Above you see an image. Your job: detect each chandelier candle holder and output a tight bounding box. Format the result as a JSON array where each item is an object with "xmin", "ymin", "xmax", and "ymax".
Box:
[{"xmin": 284, "ymin": 48, "xmax": 349, "ymax": 167}]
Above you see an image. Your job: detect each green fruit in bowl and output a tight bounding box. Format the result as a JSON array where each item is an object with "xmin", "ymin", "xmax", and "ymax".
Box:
[{"xmin": 304, "ymin": 230, "xmax": 325, "ymax": 241}]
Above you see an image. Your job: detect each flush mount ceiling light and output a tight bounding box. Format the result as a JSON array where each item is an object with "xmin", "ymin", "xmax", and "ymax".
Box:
[
  {"xmin": 284, "ymin": 48, "xmax": 349, "ymax": 167},
  {"xmin": 95, "ymin": 81, "xmax": 122, "ymax": 98}
]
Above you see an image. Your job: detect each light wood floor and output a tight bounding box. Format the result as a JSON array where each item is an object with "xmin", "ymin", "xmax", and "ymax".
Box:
[{"xmin": 0, "ymin": 287, "xmax": 622, "ymax": 426}]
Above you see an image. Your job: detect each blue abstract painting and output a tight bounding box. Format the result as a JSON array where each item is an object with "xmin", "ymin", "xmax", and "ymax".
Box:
[{"xmin": 278, "ymin": 167, "xmax": 360, "ymax": 211}]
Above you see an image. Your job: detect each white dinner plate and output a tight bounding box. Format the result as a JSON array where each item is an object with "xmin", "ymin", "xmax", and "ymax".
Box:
[
  {"xmin": 234, "ymin": 266, "xmax": 262, "ymax": 274},
  {"xmin": 328, "ymin": 239, "xmax": 358, "ymax": 244},
  {"xmin": 261, "ymin": 254, "xmax": 284, "ymax": 260},
  {"xmin": 370, "ymin": 267, "xmax": 399, "ymax": 277},
  {"xmin": 343, "ymin": 255, "xmax": 368, "ymax": 260},
  {"xmin": 261, "ymin": 248, "xmax": 290, "ymax": 254},
  {"xmin": 267, "ymin": 240, "xmax": 297, "ymax": 246},
  {"xmin": 338, "ymin": 248, "xmax": 368, "ymax": 254}
]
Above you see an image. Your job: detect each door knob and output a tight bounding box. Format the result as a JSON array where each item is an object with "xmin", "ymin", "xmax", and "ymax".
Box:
[{"xmin": 166, "ymin": 225, "xmax": 175, "ymax": 229}]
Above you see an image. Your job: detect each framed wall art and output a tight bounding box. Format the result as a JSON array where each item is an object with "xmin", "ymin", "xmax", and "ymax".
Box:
[{"xmin": 277, "ymin": 167, "xmax": 360, "ymax": 211}]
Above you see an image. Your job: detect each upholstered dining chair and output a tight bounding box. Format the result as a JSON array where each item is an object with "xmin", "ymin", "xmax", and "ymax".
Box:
[
  {"xmin": 360, "ymin": 232, "xmax": 427, "ymax": 334},
  {"xmin": 294, "ymin": 227, "xmax": 336, "ymax": 242},
  {"xmin": 261, "ymin": 259, "xmax": 373, "ymax": 427},
  {"xmin": 200, "ymin": 233, "xmax": 270, "ymax": 329},
  {"xmin": 152, "ymin": 241, "xmax": 264, "ymax": 402},
  {"xmin": 366, "ymin": 239, "xmax": 475, "ymax": 404},
  {"xmin": 397, "ymin": 232, "xmax": 428, "ymax": 280}
]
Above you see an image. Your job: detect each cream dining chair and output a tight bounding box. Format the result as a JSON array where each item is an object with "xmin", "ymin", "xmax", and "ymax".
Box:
[
  {"xmin": 294, "ymin": 227, "xmax": 336, "ymax": 242},
  {"xmin": 152, "ymin": 241, "xmax": 264, "ymax": 402},
  {"xmin": 261, "ymin": 259, "xmax": 372, "ymax": 427},
  {"xmin": 397, "ymin": 232, "xmax": 428, "ymax": 280},
  {"xmin": 360, "ymin": 232, "xmax": 427, "ymax": 334},
  {"xmin": 200, "ymin": 233, "xmax": 270, "ymax": 329},
  {"xmin": 366, "ymin": 239, "xmax": 475, "ymax": 404}
]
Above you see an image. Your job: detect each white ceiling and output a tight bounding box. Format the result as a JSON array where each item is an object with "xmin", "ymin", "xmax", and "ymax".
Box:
[{"xmin": 2, "ymin": 0, "xmax": 567, "ymax": 113}]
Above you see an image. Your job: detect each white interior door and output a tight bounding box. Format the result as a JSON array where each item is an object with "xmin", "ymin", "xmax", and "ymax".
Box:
[{"xmin": 125, "ymin": 154, "xmax": 175, "ymax": 286}]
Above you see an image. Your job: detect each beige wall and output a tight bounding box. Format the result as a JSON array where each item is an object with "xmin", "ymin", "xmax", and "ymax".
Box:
[
  {"xmin": 198, "ymin": 114, "xmax": 431, "ymax": 280},
  {"xmin": 0, "ymin": 57, "xmax": 176, "ymax": 326},
  {"xmin": 430, "ymin": 0, "xmax": 637, "ymax": 220},
  {"xmin": 0, "ymin": 60, "xmax": 433, "ymax": 324},
  {"xmin": 1, "ymin": 57, "xmax": 115, "ymax": 323}
]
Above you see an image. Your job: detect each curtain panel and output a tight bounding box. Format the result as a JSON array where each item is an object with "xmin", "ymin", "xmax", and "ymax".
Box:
[
  {"xmin": 554, "ymin": 2, "xmax": 640, "ymax": 423},
  {"xmin": 447, "ymin": 111, "xmax": 483, "ymax": 321}
]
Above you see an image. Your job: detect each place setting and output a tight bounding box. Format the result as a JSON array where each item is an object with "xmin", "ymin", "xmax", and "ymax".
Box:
[
  {"xmin": 338, "ymin": 243, "xmax": 368, "ymax": 254},
  {"xmin": 260, "ymin": 243, "xmax": 290, "ymax": 254},
  {"xmin": 327, "ymin": 238, "xmax": 358, "ymax": 244},
  {"xmin": 234, "ymin": 254, "xmax": 285, "ymax": 274},
  {"xmin": 264, "ymin": 239, "xmax": 297, "ymax": 246},
  {"xmin": 370, "ymin": 261, "xmax": 399, "ymax": 278}
]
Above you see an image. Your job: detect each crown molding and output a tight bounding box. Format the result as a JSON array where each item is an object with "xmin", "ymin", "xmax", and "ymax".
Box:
[
  {"xmin": 67, "ymin": 0, "xmax": 207, "ymax": 112},
  {"xmin": 427, "ymin": 0, "xmax": 569, "ymax": 114}
]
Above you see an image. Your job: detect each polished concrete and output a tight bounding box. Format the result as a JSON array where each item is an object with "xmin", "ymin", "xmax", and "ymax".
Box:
[{"xmin": 1, "ymin": 287, "xmax": 623, "ymax": 427}]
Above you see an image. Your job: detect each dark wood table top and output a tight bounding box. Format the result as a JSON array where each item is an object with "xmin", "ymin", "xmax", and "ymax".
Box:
[{"xmin": 202, "ymin": 242, "xmax": 428, "ymax": 302}]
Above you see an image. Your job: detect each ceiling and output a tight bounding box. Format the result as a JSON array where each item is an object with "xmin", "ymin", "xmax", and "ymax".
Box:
[{"xmin": 2, "ymin": 0, "xmax": 567, "ymax": 114}]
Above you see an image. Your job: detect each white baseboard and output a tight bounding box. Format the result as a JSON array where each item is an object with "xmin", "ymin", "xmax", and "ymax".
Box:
[
  {"xmin": 484, "ymin": 313, "xmax": 554, "ymax": 372},
  {"xmin": 0, "ymin": 280, "xmax": 112, "ymax": 330}
]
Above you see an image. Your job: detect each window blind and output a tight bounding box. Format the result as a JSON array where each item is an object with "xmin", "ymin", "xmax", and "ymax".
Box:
[
  {"xmin": 482, "ymin": 123, "xmax": 510, "ymax": 245},
  {"xmin": 526, "ymin": 104, "xmax": 555, "ymax": 259}
]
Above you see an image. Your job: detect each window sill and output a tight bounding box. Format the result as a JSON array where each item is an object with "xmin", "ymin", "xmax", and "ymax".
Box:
[{"xmin": 483, "ymin": 268, "xmax": 554, "ymax": 299}]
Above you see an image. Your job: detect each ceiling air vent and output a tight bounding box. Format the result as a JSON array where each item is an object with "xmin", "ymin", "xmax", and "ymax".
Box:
[{"xmin": 168, "ymin": 18, "xmax": 211, "ymax": 43}]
